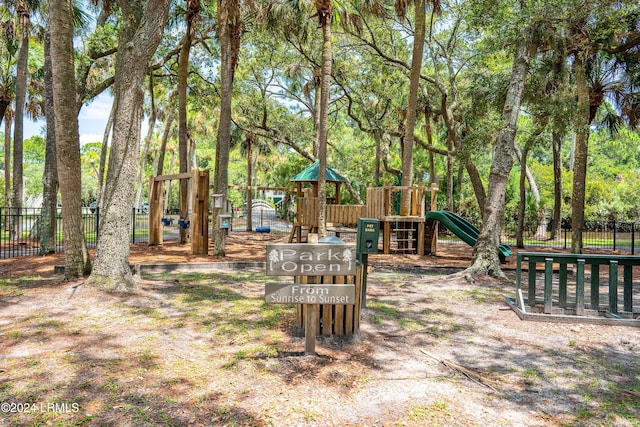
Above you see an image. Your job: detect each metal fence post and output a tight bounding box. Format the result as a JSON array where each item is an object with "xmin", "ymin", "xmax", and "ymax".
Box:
[
  {"xmin": 95, "ymin": 206, "xmax": 100, "ymax": 243},
  {"xmin": 632, "ymin": 223, "xmax": 636, "ymax": 255},
  {"xmin": 613, "ymin": 220, "xmax": 617, "ymax": 251},
  {"xmin": 132, "ymin": 207, "xmax": 136, "ymax": 244}
]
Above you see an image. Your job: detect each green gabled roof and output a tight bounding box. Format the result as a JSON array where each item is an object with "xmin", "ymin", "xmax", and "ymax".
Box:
[{"xmin": 290, "ymin": 160, "xmax": 346, "ymax": 183}]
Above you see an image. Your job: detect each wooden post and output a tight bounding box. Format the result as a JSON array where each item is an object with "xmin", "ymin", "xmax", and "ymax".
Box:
[
  {"xmin": 305, "ymin": 304, "xmax": 318, "ymax": 354},
  {"xmin": 544, "ymin": 258, "xmax": 553, "ymax": 314},
  {"xmin": 191, "ymin": 170, "xmax": 209, "ymax": 255},
  {"xmin": 383, "ymin": 220, "xmax": 391, "ymax": 254},
  {"xmin": 430, "ymin": 183, "xmax": 438, "ymax": 211},
  {"xmin": 609, "ymin": 260, "xmax": 618, "ymax": 314},
  {"xmin": 528, "ymin": 260, "xmax": 537, "ymax": 308},
  {"xmin": 417, "ymin": 221, "xmax": 425, "ymax": 256},
  {"xmin": 576, "ymin": 260, "xmax": 585, "ymax": 316},
  {"xmin": 383, "ymin": 183, "xmax": 391, "ymax": 216},
  {"xmin": 623, "ymin": 265, "xmax": 633, "ymax": 312},
  {"xmin": 148, "ymin": 176, "xmax": 164, "ymax": 246},
  {"xmin": 590, "ymin": 264, "xmax": 600, "ymax": 309},
  {"xmin": 558, "ymin": 263, "xmax": 568, "ymax": 308}
]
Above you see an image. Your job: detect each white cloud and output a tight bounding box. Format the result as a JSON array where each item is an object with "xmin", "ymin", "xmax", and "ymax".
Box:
[
  {"xmin": 80, "ymin": 133, "xmax": 104, "ymax": 145},
  {"xmin": 79, "ymin": 95, "xmax": 113, "ymax": 121}
]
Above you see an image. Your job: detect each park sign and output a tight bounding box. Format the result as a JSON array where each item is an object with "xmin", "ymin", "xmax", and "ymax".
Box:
[
  {"xmin": 265, "ymin": 283, "xmax": 355, "ymax": 305},
  {"xmin": 265, "ymin": 244, "xmax": 356, "ymax": 276}
]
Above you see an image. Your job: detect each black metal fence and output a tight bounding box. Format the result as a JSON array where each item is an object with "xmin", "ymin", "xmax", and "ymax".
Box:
[
  {"xmin": 2, "ymin": 205, "xmax": 640, "ymax": 258},
  {"xmin": 0, "ymin": 207, "xmax": 149, "ymax": 259},
  {"xmin": 438, "ymin": 218, "xmax": 640, "ymax": 254}
]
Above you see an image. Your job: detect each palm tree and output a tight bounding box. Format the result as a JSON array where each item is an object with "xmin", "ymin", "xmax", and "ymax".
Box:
[
  {"xmin": 11, "ymin": 1, "xmax": 33, "ymax": 237},
  {"xmin": 0, "ymin": 7, "xmax": 17, "ymax": 127},
  {"xmin": 571, "ymin": 48, "xmax": 640, "ymax": 253},
  {"xmin": 397, "ymin": 0, "xmax": 427, "ymax": 215},
  {"xmin": 40, "ymin": 23, "xmax": 58, "ymax": 255},
  {"xmin": 212, "ymin": 0, "xmax": 242, "ymax": 255},
  {"xmin": 313, "ymin": 0, "xmax": 332, "ymax": 237},
  {"xmin": 48, "ymin": 0, "xmax": 91, "ymax": 277},
  {"xmin": 178, "ymin": 0, "xmax": 200, "ymax": 244}
]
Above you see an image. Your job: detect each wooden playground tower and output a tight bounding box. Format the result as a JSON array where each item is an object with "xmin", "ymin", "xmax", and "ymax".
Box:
[
  {"xmin": 291, "ymin": 177, "xmax": 439, "ymax": 255},
  {"xmin": 148, "ymin": 169, "xmax": 210, "ymax": 255}
]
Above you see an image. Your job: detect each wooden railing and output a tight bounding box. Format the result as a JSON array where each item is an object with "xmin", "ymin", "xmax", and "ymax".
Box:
[
  {"xmin": 515, "ymin": 252, "xmax": 640, "ymax": 319},
  {"xmin": 365, "ymin": 184, "xmax": 437, "ymax": 220},
  {"xmin": 298, "ymin": 197, "xmax": 366, "ymax": 227}
]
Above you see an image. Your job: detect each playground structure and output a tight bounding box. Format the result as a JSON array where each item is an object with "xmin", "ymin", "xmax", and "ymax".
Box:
[
  {"xmin": 146, "ymin": 161, "xmax": 511, "ymax": 259},
  {"xmin": 148, "ymin": 169, "xmax": 210, "ymax": 255},
  {"xmin": 291, "ymin": 174, "xmax": 440, "ymax": 255},
  {"xmin": 425, "ymin": 210, "xmax": 513, "ymax": 261},
  {"xmin": 288, "ymin": 161, "xmax": 511, "ymax": 258}
]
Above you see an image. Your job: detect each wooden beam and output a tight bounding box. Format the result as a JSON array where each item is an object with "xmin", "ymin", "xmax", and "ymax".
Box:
[
  {"xmin": 154, "ymin": 172, "xmax": 192, "ymax": 182},
  {"xmin": 228, "ymin": 185, "xmax": 295, "ymax": 192}
]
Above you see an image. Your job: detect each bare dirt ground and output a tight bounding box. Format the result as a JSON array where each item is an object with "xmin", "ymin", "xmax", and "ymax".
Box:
[{"xmin": 1, "ymin": 232, "xmax": 639, "ymax": 426}]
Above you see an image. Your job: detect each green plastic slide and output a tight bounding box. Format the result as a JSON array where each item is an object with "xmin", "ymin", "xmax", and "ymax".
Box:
[{"xmin": 425, "ymin": 210, "xmax": 512, "ymax": 260}]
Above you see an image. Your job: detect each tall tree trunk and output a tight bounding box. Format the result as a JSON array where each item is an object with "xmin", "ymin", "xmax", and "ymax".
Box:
[
  {"xmin": 514, "ymin": 143, "xmax": 541, "ymax": 205},
  {"xmin": 12, "ymin": 2, "xmax": 29, "ymax": 238},
  {"xmin": 178, "ymin": 1, "xmax": 198, "ymax": 244},
  {"xmin": 97, "ymin": 102, "xmax": 114, "ymax": 206},
  {"xmin": 400, "ymin": 0, "xmax": 426, "ymax": 215},
  {"xmin": 213, "ymin": 0, "xmax": 241, "ymax": 255},
  {"xmin": 313, "ymin": 67, "xmax": 321, "ymax": 159},
  {"xmin": 156, "ymin": 112, "xmax": 174, "ymax": 176},
  {"xmin": 465, "ymin": 28, "xmax": 532, "ymax": 279},
  {"xmin": 571, "ymin": 54, "xmax": 590, "ymax": 254},
  {"xmin": 551, "ymin": 128, "xmax": 563, "ymax": 239},
  {"xmin": 446, "ymin": 146, "xmax": 454, "ymax": 211},
  {"xmin": 88, "ymin": 0, "xmax": 170, "ymax": 289},
  {"xmin": 135, "ymin": 72, "xmax": 157, "ymax": 210},
  {"xmin": 516, "ymin": 143, "xmax": 530, "ymax": 248},
  {"xmin": 315, "ymin": 1, "xmax": 333, "ymax": 238},
  {"xmin": 40, "ymin": 27, "xmax": 59, "ymax": 256},
  {"xmin": 49, "ymin": 0, "xmax": 91, "ymax": 277},
  {"xmin": 246, "ymin": 140, "xmax": 253, "ymax": 231},
  {"xmin": 374, "ymin": 131, "xmax": 382, "ymax": 186},
  {"xmin": 163, "ymin": 150, "xmax": 175, "ymax": 212},
  {"xmin": 465, "ymin": 160, "xmax": 486, "ymax": 212},
  {"xmin": 4, "ymin": 114, "xmax": 11, "ymax": 210}
]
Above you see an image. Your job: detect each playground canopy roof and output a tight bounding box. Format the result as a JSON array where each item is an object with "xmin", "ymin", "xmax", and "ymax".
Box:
[{"xmin": 290, "ymin": 160, "xmax": 346, "ymax": 183}]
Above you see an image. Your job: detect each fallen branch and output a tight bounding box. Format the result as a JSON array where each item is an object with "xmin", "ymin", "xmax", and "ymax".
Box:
[{"xmin": 420, "ymin": 349, "xmax": 501, "ymax": 392}]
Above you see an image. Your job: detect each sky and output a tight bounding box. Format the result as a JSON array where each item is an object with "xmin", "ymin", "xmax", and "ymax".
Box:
[{"xmin": 21, "ymin": 92, "xmax": 148, "ymax": 146}]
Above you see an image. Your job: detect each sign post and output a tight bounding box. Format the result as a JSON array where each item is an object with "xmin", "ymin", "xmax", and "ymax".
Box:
[{"xmin": 266, "ymin": 243, "xmax": 356, "ymax": 354}]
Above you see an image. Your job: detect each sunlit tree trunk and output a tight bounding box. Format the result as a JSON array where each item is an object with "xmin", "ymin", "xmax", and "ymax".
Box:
[
  {"xmin": 88, "ymin": 0, "xmax": 170, "ymax": 289},
  {"xmin": 551, "ymin": 128, "xmax": 563, "ymax": 239},
  {"xmin": 213, "ymin": 0, "xmax": 241, "ymax": 255},
  {"xmin": 49, "ymin": 0, "xmax": 91, "ymax": 277},
  {"xmin": 135, "ymin": 72, "xmax": 157, "ymax": 210},
  {"xmin": 571, "ymin": 53, "xmax": 589, "ymax": 254},
  {"xmin": 465, "ymin": 28, "xmax": 532, "ymax": 279},
  {"xmin": 4, "ymin": 114, "xmax": 11, "ymax": 210},
  {"xmin": 400, "ymin": 0, "xmax": 426, "ymax": 215},
  {"xmin": 156, "ymin": 112, "xmax": 174, "ymax": 176},
  {"xmin": 11, "ymin": 2, "xmax": 30, "ymax": 238},
  {"xmin": 40, "ymin": 26, "xmax": 59, "ymax": 255},
  {"xmin": 97, "ymin": 103, "xmax": 114, "ymax": 207},
  {"xmin": 313, "ymin": 0, "xmax": 333, "ymax": 237},
  {"xmin": 179, "ymin": 0, "xmax": 200, "ymax": 244}
]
